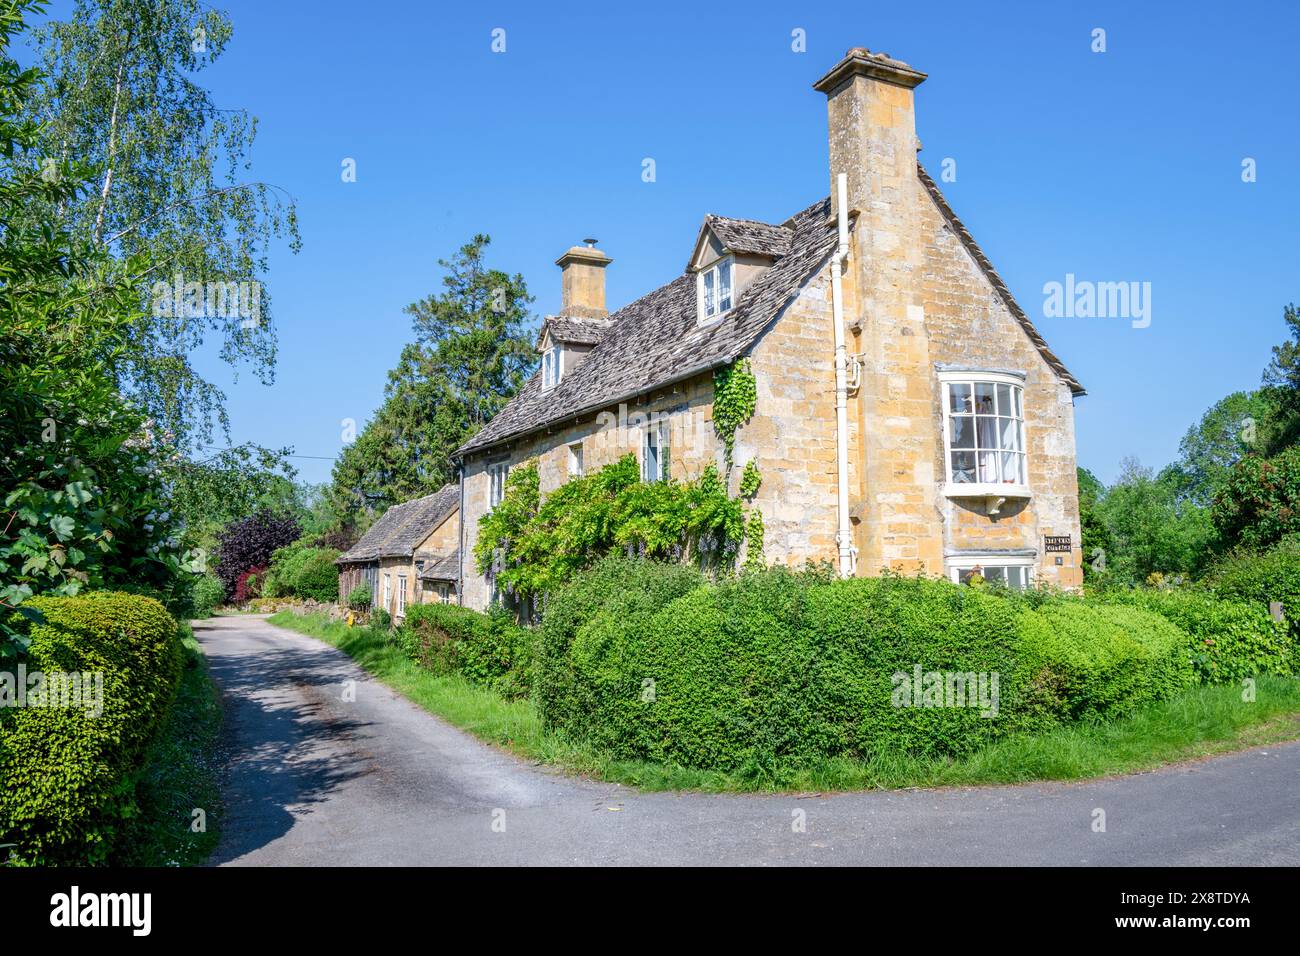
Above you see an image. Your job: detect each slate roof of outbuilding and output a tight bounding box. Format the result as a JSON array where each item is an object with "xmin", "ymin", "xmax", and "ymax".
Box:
[
  {"xmin": 456, "ymin": 170, "xmax": 1082, "ymax": 459},
  {"xmin": 335, "ymin": 483, "xmax": 459, "ymax": 563},
  {"xmin": 417, "ymin": 550, "xmax": 461, "ymax": 582}
]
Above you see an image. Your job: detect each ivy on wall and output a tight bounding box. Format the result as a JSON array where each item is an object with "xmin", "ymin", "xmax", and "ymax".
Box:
[
  {"xmin": 475, "ymin": 454, "xmax": 744, "ymax": 607},
  {"xmin": 713, "ymin": 359, "xmax": 757, "ymax": 468},
  {"xmin": 743, "ymin": 509, "xmax": 766, "ymax": 573}
]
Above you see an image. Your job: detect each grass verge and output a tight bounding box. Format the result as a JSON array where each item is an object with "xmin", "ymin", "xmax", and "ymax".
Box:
[
  {"xmin": 268, "ymin": 610, "xmax": 1300, "ymax": 793},
  {"xmin": 113, "ymin": 624, "xmax": 224, "ymax": 865}
]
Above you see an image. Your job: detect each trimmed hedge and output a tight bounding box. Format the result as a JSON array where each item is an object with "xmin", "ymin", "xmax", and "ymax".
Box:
[
  {"xmin": 0, "ymin": 592, "xmax": 183, "ymax": 865},
  {"xmin": 536, "ymin": 555, "xmax": 708, "ymax": 743},
  {"xmin": 536, "ymin": 561, "xmax": 1203, "ymax": 773},
  {"xmin": 397, "ymin": 603, "xmax": 534, "ymax": 699},
  {"xmin": 1016, "ymin": 602, "xmax": 1195, "ymax": 720},
  {"xmin": 1099, "ymin": 588, "xmax": 1293, "ymax": 683}
]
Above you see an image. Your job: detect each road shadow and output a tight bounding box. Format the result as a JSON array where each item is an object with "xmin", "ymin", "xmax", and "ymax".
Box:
[{"xmin": 197, "ymin": 620, "xmax": 375, "ymax": 865}]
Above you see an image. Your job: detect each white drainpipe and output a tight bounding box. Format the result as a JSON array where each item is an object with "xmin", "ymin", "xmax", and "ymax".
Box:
[{"xmin": 830, "ymin": 172, "xmax": 857, "ymax": 578}]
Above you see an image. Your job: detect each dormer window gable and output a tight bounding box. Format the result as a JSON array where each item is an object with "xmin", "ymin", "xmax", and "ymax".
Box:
[{"xmin": 688, "ymin": 215, "xmax": 793, "ymax": 327}]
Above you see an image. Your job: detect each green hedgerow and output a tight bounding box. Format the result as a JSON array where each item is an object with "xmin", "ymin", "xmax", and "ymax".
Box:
[
  {"xmin": 537, "ymin": 563, "xmax": 1205, "ymax": 776},
  {"xmin": 1016, "ymin": 601, "xmax": 1195, "ymax": 721},
  {"xmin": 1099, "ymin": 587, "xmax": 1293, "ymax": 682},
  {"xmin": 0, "ymin": 592, "xmax": 183, "ymax": 865},
  {"xmin": 1204, "ymin": 541, "xmax": 1300, "ymax": 649},
  {"xmin": 396, "ymin": 603, "xmax": 534, "ymax": 699}
]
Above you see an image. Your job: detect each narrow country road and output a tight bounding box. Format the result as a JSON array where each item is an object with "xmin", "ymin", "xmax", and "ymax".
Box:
[{"xmin": 196, "ymin": 614, "xmax": 1300, "ymax": 866}]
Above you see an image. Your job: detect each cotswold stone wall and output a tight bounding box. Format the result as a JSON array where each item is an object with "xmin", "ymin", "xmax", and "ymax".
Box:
[
  {"xmin": 459, "ymin": 372, "xmax": 720, "ymax": 611},
  {"xmin": 838, "ymin": 174, "xmax": 1081, "ymax": 589},
  {"xmin": 739, "ymin": 267, "xmax": 846, "ymax": 567}
]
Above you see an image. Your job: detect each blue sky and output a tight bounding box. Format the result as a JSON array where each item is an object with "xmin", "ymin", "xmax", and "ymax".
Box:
[{"xmin": 36, "ymin": 1, "xmax": 1300, "ymax": 485}]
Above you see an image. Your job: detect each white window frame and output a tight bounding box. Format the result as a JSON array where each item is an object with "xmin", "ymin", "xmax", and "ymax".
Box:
[
  {"xmin": 488, "ymin": 460, "xmax": 509, "ymax": 507},
  {"xmin": 696, "ymin": 256, "xmax": 735, "ymax": 325},
  {"xmin": 939, "ymin": 369, "xmax": 1030, "ymax": 498},
  {"xmin": 382, "ymin": 573, "xmax": 391, "ymax": 611},
  {"xmin": 396, "ymin": 574, "xmax": 407, "ymax": 616},
  {"xmin": 642, "ymin": 418, "xmax": 670, "ymax": 482},
  {"xmin": 568, "ymin": 441, "xmax": 584, "ymax": 477},
  {"xmin": 542, "ymin": 346, "xmax": 561, "ymax": 390},
  {"xmin": 946, "ymin": 554, "xmax": 1034, "ymax": 591}
]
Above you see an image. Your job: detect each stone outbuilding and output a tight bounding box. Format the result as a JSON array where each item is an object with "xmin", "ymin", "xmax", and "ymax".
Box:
[{"xmin": 335, "ymin": 483, "xmax": 459, "ymax": 619}]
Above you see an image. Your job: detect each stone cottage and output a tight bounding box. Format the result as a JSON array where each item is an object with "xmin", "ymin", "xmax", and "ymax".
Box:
[
  {"xmin": 448, "ymin": 47, "xmax": 1085, "ymax": 611},
  {"xmin": 335, "ymin": 483, "xmax": 460, "ymax": 619}
]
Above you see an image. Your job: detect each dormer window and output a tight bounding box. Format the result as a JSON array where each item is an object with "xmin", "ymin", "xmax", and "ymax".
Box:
[
  {"xmin": 698, "ymin": 257, "xmax": 734, "ymax": 322},
  {"xmin": 542, "ymin": 347, "xmax": 561, "ymax": 390}
]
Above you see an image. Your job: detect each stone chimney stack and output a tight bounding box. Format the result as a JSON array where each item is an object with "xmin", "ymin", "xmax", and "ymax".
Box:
[
  {"xmin": 556, "ymin": 240, "xmax": 612, "ymax": 318},
  {"xmin": 814, "ymin": 48, "xmax": 941, "ymax": 577},
  {"xmin": 813, "ymin": 48, "xmax": 926, "ymax": 221}
]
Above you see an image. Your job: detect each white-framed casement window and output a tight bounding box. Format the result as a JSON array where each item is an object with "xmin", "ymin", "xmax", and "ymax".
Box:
[
  {"xmin": 940, "ymin": 370, "xmax": 1028, "ymax": 494},
  {"xmin": 542, "ymin": 347, "xmax": 561, "ymax": 390},
  {"xmin": 488, "ymin": 460, "xmax": 509, "ymax": 507},
  {"xmin": 947, "ymin": 554, "xmax": 1034, "ymax": 590},
  {"xmin": 568, "ymin": 441, "xmax": 584, "ymax": 477},
  {"xmin": 642, "ymin": 419, "xmax": 670, "ymax": 482},
  {"xmin": 382, "ymin": 573, "xmax": 391, "ymax": 611},
  {"xmin": 697, "ymin": 256, "xmax": 734, "ymax": 323},
  {"xmin": 396, "ymin": 574, "xmax": 407, "ymax": 616}
]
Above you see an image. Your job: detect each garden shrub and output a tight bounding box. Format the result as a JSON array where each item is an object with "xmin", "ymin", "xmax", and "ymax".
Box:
[
  {"xmin": 214, "ymin": 509, "xmax": 301, "ymax": 600},
  {"xmin": 1204, "ymin": 541, "xmax": 1300, "ymax": 647},
  {"xmin": 397, "ymin": 603, "xmax": 533, "ymax": 699},
  {"xmin": 190, "ymin": 575, "xmax": 226, "ymax": 618},
  {"xmin": 0, "ymin": 592, "xmax": 183, "ymax": 865},
  {"xmin": 371, "ymin": 608, "xmax": 391, "ymax": 632},
  {"xmin": 1099, "ymin": 587, "xmax": 1292, "ymax": 682},
  {"xmin": 1016, "ymin": 602, "xmax": 1195, "ymax": 721},
  {"xmin": 538, "ymin": 563, "xmax": 1203, "ymax": 774},
  {"xmin": 232, "ymin": 565, "xmax": 266, "ymax": 603},
  {"xmin": 263, "ymin": 542, "xmax": 340, "ymax": 603},
  {"xmin": 346, "ymin": 582, "xmax": 372, "ymax": 611},
  {"xmin": 536, "ymin": 555, "xmax": 708, "ymax": 736}
]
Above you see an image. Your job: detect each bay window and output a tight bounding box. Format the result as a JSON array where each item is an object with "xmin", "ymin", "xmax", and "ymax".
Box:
[{"xmin": 941, "ymin": 371, "xmax": 1028, "ymax": 493}]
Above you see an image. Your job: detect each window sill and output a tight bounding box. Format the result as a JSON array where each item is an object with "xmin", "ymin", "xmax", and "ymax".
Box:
[{"xmin": 944, "ymin": 483, "xmax": 1031, "ymax": 515}]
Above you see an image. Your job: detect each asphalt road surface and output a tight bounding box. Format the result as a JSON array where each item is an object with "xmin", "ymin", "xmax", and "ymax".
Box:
[{"xmin": 195, "ymin": 614, "xmax": 1300, "ymax": 866}]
